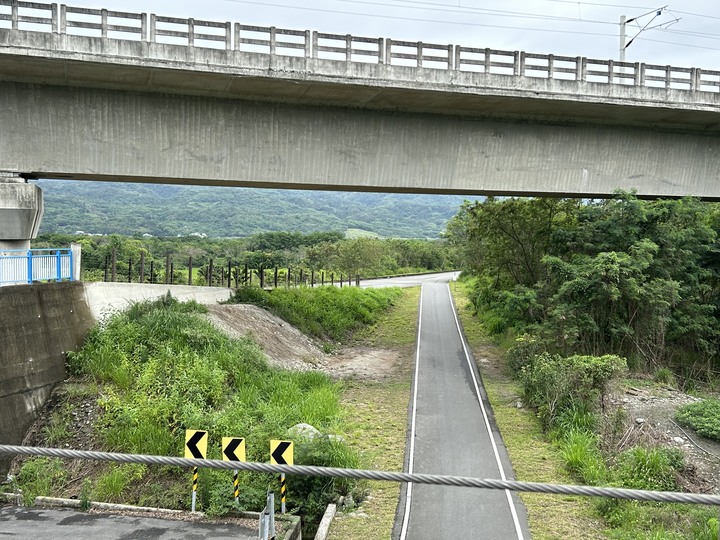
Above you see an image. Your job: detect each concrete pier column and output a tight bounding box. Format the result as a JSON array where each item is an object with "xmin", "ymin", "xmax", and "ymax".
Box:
[{"xmin": 0, "ymin": 173, "xmax": 44, "ymax": 251}]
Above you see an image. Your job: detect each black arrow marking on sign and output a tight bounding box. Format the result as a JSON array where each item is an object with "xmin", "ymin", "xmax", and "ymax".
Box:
[
  {"xmin": 223, "ymin": 438, "xmax": 243, "ymax": 461},
  {"xmin": 272, "ymin": 441, "xmax": 291, "ymax": 465},
  {"xmin": 186, "ymin": 431, "xmax": 206, "ymax": 459}
]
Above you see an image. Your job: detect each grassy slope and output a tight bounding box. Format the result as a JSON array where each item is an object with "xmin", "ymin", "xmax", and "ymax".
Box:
[
  {"xmin": 327, "ymin": 287, "xmax": 419, "ymax": 539},
  {"xmin": 450, "ymin": 281, "xmax": 604, "ymax": 539}
]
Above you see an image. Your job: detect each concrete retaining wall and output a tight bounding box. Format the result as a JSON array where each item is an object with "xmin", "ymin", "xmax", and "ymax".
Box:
[
  {"xmin": 0, "ymin": 281, "xmax": 234, "ymax": 477},
  {"xmin": 0, "ymin": 281, "xmax": 94, "ymax": 475},
  {"xmin": 82, "ymin": 282, "xmax": 233, "ymax": 320}
]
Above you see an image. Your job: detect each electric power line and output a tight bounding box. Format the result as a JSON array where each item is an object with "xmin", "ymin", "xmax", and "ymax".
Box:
[
  {"xmin": 636, "ymin": 36, "xmax": 720, "ymax": 51},
  {"xmin": 223, "ymin": 0, "xmax": 619, "ymax": 37}
]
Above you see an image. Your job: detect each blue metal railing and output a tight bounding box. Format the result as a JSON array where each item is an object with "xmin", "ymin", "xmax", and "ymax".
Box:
[{"xmin": 0, "ymin": 248, "xmax": 74, "ymax": 285}]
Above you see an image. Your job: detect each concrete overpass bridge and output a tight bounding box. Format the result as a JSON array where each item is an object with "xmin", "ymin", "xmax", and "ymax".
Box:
[{"xmin": 0, "ymin": 0, "xmax": 719, "ymax": 247}]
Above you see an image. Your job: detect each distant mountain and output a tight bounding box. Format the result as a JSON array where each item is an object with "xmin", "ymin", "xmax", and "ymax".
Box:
[{"xmin": 34, "ymin": 180, "xmax": 480, "ymax": 238}]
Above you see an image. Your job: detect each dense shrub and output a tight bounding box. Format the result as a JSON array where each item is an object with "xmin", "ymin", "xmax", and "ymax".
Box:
[
  {"xmin": 520, "ymin": 353, "xmax": 626, "ymax": 429},
  {"xmin": 676, "ymin": 399, "xmax": 720, "ymax": 441},
  {"xmin": 613, "ymin": 447, "xmax": 683, "ymax": 491}
]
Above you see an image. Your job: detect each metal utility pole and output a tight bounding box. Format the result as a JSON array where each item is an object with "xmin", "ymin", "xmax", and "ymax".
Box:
[{"xmin": 619, "ymin": 6, "xmax": 678, "ymax": 62}]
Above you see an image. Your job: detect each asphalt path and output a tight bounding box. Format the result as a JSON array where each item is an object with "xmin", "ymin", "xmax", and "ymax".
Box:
[
  {"xmin": 0, "ymin": 504, "xmax": 257, "ymax": 539},
  {"xmin": 359, "ymin": 271, "xmax": 460, "ymax": 289},
  {"xmin": 395, "ymin": 279, "xmax": 530, "ymax": 539}
]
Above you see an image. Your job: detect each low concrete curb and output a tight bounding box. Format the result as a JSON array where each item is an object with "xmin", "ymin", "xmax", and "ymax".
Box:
[
  {"xmin": 313, "ymin": 503, "xmax": 337, "ymax": 540},
  {"xmin": 0, "ymin": 493, "xmax": 302, "ymax": 539}
]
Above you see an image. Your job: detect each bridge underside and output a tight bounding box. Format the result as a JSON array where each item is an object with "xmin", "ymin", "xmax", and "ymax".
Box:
[{"xmin": 0, "ymin": 80, "xmax": 718, "ymax": 199}]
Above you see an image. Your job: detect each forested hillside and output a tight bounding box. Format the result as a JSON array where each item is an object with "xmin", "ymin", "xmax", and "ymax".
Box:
[{"xmin": 36, "ymin": 180, "xmax": 479, "ymax": 238}]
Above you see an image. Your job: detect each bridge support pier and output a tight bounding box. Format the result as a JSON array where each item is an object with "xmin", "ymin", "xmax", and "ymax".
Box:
[{"xmin": 0, "ymin": 173, "xmax": 43, "ymax": 251}]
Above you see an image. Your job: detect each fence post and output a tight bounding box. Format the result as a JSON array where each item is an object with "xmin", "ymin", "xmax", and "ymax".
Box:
[
  {"xmin": 287, "ymin": 267, "xmax": 290, "ymax": 288},
  {"xmin": 259, "ymin": 265, "xmax": 265, "ymax": 289},
  {"xmin": 225, "ymin": 21, "xmax": 231, "ymax": 50},
  {"xmin": 274, "ymin": 267, "xmax": 278, "ymax": 288},
  {"xmin": 331, "ymin": 273, "xmax": 334, "ymax": 286},
  {"xmin": 165, "ymin": 254, "xmax": 171, "ymax": 284},
  {"xmin": 70, "ymin": 243, "xmax": 81, "ymax": 281},
  {"xmin": 299, "ymin": 269, "xmax": 304, "ymax": 286},
  {"xmin": 188, "ymin": 18, "xmax": 194, "ymax": 47},
  {"xmin": 311, "ymin": 270, "xmax": 315, "ymax": 288},
  {"xmin": 149, "ymin": 13, "xmax": 156, "ymax": 43},
  {"xmin": 101, "ymin": 8, "xmax": 108, "ymax": 39},
  {"xmin": 56, "ymin": 250, "xmax": 62, "ymax": 281},
  {"xmin": 311, "ymin": 31, "xmax": 318, "ymax": 59},
  {"xmin": 321, "ymin": 271, "xmax": 325, "ymax": 286},
  {"xmin": 139, "ymin": 252, "xmax": 145, "ymax": 283},
  {"xmin": 111, "ymin": 249, "xmax": 117, "ymax": 282},
  {"xmin": 51, "ymin": 3, "xmax": 59, "ymax": 33},
  {"xmin": 228, "ymin": 260, "xmax": 232, "ymax": 288},
  {"xmin": 141, "ymin": 13, "xmax": 148, "ymax": 41},
  {"xmin": 128, "ymin": 259, "xmax": 132, "ymax": 283},
  {"xmin": 188, "ymin": 256, "xmax": 193, "ymax": 285},
  {"xmin": 26, "ymin": 250, "xmax": 32, "ymax": 284},
  {"xmin": 149, "ymin": 261, "xmax": 154, "ymax": 283},
  {"xmin": 208, "ymin": 259, "xmax": 214, "ymax": 286},
  {"xmin": 11, "ymin": 0, "xmax": 18, "ymax": 30},
  {"xmin": 417, "ymin": 41, "xmax": 423, "ymax": 68},
  {"xmin": 170, "ymin": 262, "xmax": 174, "ymax": 284},
  {"xmin": 339, "ymin": 273, "xmax": 343, "ymax": 288}
]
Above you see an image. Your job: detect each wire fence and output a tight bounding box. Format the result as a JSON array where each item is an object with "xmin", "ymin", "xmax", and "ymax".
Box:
[
  {"xmin": 2, "ymin": 444, "xmax": 720, "ymax": 507},
  {"xmin": 0, "ymin": 0, "xmax": 718, "ymax": 93}
]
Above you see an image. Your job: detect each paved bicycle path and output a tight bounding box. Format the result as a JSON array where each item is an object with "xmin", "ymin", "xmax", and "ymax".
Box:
[{"xmin": 396, "ymin": 280, "xmax": 530, "ymax": 539}]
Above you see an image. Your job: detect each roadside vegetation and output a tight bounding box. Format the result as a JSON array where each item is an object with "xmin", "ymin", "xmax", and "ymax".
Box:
[
  {"xmin": 34, "ymin": 231, "xmax": 454, "ymax": 283},
  {"xmin": 231, "ymin": 286, "xmax": 402, "ymax": 344},
  {"xmin": 8, "ymin": 288, "xmax": 405, "ymax": 538},
  {"xmin": 445, "ymin": 192, "xmax": 720, "ymax": 539},
  {"xmin": 328, "ymin": 287, "xmax": 420, "ymax": 539}
]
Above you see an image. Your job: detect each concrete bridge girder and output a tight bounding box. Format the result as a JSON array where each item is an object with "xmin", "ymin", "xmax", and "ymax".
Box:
[
  {"xmin": 0, "ymin": 80, "xmax": 718, "ymax": 199},
  {"xmin": 0, "ymin": 27, "xmax": 719, "ymax": 201}
]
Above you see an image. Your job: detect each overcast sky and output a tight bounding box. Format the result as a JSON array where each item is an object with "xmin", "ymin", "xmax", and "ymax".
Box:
[{"xmin": 25, "ymin": 0, "xmax": 720, "ymax": 70}]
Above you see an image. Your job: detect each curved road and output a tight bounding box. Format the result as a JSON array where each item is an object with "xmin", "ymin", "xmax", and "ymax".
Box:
[{"xmin": 394, "ymin": 277, "xmax": 530, "ymax": 539}]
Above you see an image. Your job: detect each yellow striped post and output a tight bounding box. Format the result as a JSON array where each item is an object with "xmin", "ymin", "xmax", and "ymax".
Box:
[
  {"xmin": 185, "ymin": 429, "xmax": 208, "ymax": 513},
  {"xmin": 270, "ymin": 440, "xmax": 293, "ymax": 514},
  {"xmin": 280, "ymin": 474, "xmax": 287, "ymax": 513},
  {"xmin": 222, "ymin": 437, "xmax": 246, "ymax": 504}
]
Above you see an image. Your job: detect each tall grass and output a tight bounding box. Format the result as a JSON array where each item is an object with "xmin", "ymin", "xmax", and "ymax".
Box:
[
  {"xmin": 231, "ymin": 286, "xmax": 402, "ymax": 342},
  {"xmin": 64, "ymin": 295, "xmax": 358, "ymax": 527}
]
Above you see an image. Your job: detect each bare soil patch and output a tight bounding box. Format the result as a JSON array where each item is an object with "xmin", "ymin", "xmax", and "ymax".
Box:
[
  {"xmin": 206, "ymin": 304, "xmax": 403, "ymax": 381},
  {"xmin": 611, "ymin": 384, "xmax": 720, "ymax": 494}
]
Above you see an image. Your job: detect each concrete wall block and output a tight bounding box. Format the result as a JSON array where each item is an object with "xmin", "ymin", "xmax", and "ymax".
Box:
[{"xmin": 0, "ymin": 281, "xmax": 95, "ymax": 477}]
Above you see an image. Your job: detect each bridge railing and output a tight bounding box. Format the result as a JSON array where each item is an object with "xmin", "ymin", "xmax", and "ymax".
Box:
[
  {"xmin": 1, "ymin": 0, "xmax": 719, "ymax": 93},
  {"xmin": 235, "ymin": 24, "xmax": 309, "ymax": 57},
  {"xmin": 0, "ymin": 248, "xmax": 74, "ymax": 286}
]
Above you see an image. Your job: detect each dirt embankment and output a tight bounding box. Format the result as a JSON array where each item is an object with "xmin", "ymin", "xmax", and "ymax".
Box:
[{"xmin": 205, "ymin": 304, "xmax": 403, "ymax": 380}]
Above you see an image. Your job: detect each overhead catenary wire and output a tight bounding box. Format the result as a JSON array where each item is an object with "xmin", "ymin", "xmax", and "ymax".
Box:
[{"xmin": 222, "ymin": 0, "xmax": 619, "ymax": 37}]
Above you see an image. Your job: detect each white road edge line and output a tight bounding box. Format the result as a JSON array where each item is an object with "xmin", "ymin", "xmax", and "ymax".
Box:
[
  {"xmin": 399, "ymin": 283, "xmax": 424, "ymax": 540},
  {"xmin": 446, "ymin": 283, "xmax": 526, "ymax": 540}
]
